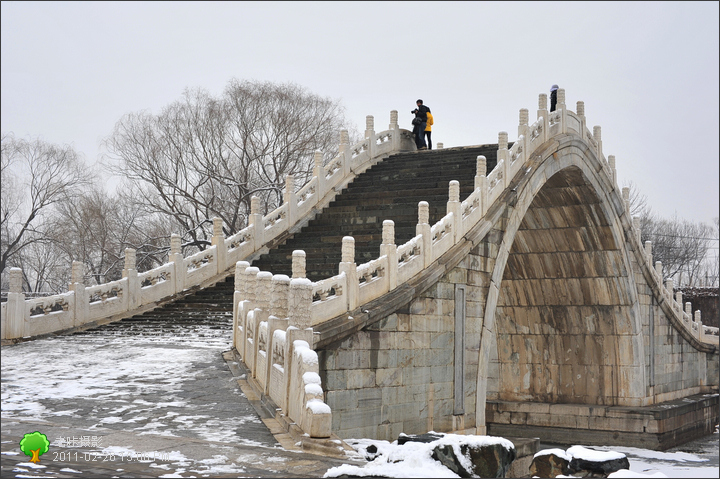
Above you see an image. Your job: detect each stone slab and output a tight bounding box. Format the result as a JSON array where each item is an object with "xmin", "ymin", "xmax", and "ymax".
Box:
[{"xmin": 487, "ymin": 394, "xmax": 719, "ymax": 450}]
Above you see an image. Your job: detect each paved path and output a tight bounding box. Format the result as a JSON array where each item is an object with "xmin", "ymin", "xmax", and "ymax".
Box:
[{"xmin": 1, "ymin": 317, "xmax": 362, "ymax": 478}]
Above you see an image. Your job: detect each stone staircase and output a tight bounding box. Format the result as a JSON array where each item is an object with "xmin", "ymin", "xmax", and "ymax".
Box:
[
  {"xmin": 101, "ymin": 145, "xmax": 499, "ymax": 328},
  {"xmin": 80, "ymin": 276, "xmax": 236, "ymax": 342},
  {"xmin": 252, "ymin": 145, "xmax": 499, "ymax": 283}
]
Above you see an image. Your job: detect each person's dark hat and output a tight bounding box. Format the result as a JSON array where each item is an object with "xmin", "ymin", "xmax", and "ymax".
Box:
[{"xmin": 416, "ymin": 99, "xmax": 423, "ymax": 104}]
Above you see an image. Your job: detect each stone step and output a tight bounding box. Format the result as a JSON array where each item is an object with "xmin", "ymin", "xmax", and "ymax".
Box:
[
  {"xmin": 252, "ymin": 146, "xmax": 499, "ymax": 289},
  {"xmin": 117, "ymin": 277, "xmax": 234, "ymax": 325}
]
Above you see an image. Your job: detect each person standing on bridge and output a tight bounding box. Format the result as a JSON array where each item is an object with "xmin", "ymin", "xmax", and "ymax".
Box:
[
  {"xmin": 424, "ymin": 109, "xmax": 434, "ymax": 150},
  {"xmin": 411, "ymin": 99, "xmax": 430, "ymax": 150},
  {"xmin": 550, "ymin": 84, "xmax": 559, "ymax": 112}
]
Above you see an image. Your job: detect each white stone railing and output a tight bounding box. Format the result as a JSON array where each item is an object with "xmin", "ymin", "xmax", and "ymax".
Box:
[
  {"xmin": 638, "ymin": 241, "xmax": 720, "ymax": 346},
  {"xmin": 233, "ymin": 266, "xmax": 331, "ymax": 438},
  {"xmin": 1, "ymin": 111, "xmax": 416, "ymax": 341}
]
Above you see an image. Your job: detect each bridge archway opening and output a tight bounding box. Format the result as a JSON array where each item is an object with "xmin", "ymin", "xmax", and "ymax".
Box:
[{"xmin": 494, "ymin": 166, "xmax": 634, "ymax": 406}]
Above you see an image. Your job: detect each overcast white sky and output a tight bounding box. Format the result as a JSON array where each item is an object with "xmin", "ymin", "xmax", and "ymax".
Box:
[{"xmin": 2, "ymin": 1, "xmax": 718, "ymax": 226}]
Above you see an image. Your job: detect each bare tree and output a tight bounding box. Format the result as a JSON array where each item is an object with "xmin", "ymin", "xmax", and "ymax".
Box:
[
  {"xmin": 640, "ymin": 214, "xmax": 716, "ymax": 286},
  {"xmin": 42, "ymin": 181, "xmax": 178, "ymax": 287},
  {"xmin": 104, "ymin": 80, "xmax": 355, "ymax": 253},
  {"xmin": 1, "ymin": 134, "xmax": 93, "ymax": 282},
  {"xmin": 12, "ymin": 238, "xmax": 69, "ymax": 293}
]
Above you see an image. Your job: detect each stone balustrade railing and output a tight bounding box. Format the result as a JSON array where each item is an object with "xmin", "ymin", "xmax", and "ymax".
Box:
[
  {"xmin": 232, "ymin": 88, "xmax": 718, "ymax": 437},
  {"xmin": 0, "ymin": 111, "xmax": 417, "ymax": 341}
]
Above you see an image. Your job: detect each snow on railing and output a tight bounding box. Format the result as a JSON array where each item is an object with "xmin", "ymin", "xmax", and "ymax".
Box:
[
  {"xmin": 1, "ymin": 111, "xmax": 415, "ymax": 341},
  {"xmin": 233, "ymin": 264, "xmax": 331, "ymax": 438}
]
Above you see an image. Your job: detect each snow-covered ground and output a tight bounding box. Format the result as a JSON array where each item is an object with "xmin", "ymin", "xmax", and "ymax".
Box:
[{"xmin": 2, "ymin": 320, "xmax": 718, "ymax": 478}]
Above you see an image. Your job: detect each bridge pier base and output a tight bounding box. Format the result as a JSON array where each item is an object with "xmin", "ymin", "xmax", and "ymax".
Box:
[{"xmin": 486, "ymin": 393, "xmax": 719, "ymax": 451}]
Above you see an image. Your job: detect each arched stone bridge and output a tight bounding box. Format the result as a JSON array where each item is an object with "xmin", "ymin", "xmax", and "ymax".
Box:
[{"xmin": 2, "ymin": 89, "xmax": 718, "ymax": 451}]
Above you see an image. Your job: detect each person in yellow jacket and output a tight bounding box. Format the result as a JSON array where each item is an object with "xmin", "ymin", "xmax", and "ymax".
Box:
[{"xmin": 424, "ymin": 110, "xmax": 434, "ymax": 150}]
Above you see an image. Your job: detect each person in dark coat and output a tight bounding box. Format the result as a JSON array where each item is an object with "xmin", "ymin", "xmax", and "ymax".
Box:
[
  {"xmin": 411, "ymin": 99, "xmax": 430, "ymax": 150},
  {"xmin": 550, "ymin": 84, "xmax": 558, "ymax": 112}
]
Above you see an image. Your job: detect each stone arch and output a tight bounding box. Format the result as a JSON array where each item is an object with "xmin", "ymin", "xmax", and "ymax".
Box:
[{"xmin": 476, "ymin": 136, "xmax": 647, "ymax": 431}]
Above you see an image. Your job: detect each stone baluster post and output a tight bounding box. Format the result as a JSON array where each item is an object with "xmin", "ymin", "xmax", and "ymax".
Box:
[
  {"xmin": 250, "ymin": 196, "xmax": 264, "ymax": 250},
  {"xmin": 633, "ymin": 216, "xmax": 641, "ymax": 243},
  {"xmin": 123, "ymin": 248, "xmax": 140, "ymax": 311},
  {"xmin": 557, "ymin": 88, "xmax": 566, "ymax": 111},
  {"xmin": 608, "ymin": 155, "xmax": 617, "ymax": 186},
  {"xmin": 538, "ymin": 93, "xmax": 548, "ymax": 120},
  {"xmin": 5, "ymin": 268, "xmax": 25, "ymax": 339},
  {"xmin": 447, "ymin": 180, "xmax": 461, "ymax": 241},
  {"xmin": 265, "ymin": 310, "xmax": 290, "ymax": 395},
  {"xmin": 71, "ymin": 260, "xmax": 83, "ymax": 287},
  {"xmin": 313, "ymin": 150, "xmax": 326, "ymax": 200},
  {"xmin": 655, "ymin": 261, "xmax": 663, "ymax": 281},
  {"xmin": 292, "ymin": 250, "xmax": 306, "ymax": 279},
  {"xmin": 556, "ymin": 89, "xmax": 567, "ymax": 133},
  {"xmin": 675, "ymin": 290, "xmax": 683, "ymax": 312},
  {"xmin": 265, "ymin": 274, "xmax": 291, "ymax": 395},
  {"xmin": 498, "ymin": 132, "xmax": 509, "ymax": 188},
  {"xmin": 248, "ymin": 270, "xmax": 271, "ymax": 378},
  {"xmin": 339, "ymin": 236, "xmax": 359, "ymax": 311},
  {"xmin": 340, "ymin": 129, "xmax": 350, "ymax": 177},
  {"xmin": 417, "ymin": 201, "xmax": 432, "ymax": 268},
  {"xmin": 475, "ymin": 155, "xmax": 488, "ymax": 216},
  {"xmin": 645, "ymin": 241, "xmax": 652, "ymax": 263},
  {"xmin": 270, "ymin": 274, "xmax": 291, "ymax": 320},
  {"xmin": 576, "ymin": 101, "xmax": 587, "ymax": 137},
  {"xmin": 665, "ymin": 278, "xmax": 674, "ymax": 300},
  {"xmin": 694, "ymin": 310, "xmax": 703, "ymax": 338},
  {"xmin": 389, "ymin": 110, "xmax": 398, "ymax": 130},
  {"xmin": 122, "ymin": 249, "xmax": 135, "ymax": 278},
  {"xmin": 256, "ymin": 271, "xmax": 273, "ymax": 313},
  {"xmin": 381, "ymin": 220, "xmax": 398, "ymax": 290},
  {"xmin": 285, "ymin": 175, "xmax": 296, "ymax": 227},
  {"xmin": 390, "ymin": 110, "xmax": 399, "ymax": 151},
  {"xmin": 593, "ymin": 126, "xmax": 603, "ymax": 159},
  {"xmin": 537, "ymin": 93, "xmax": 549, "ymax": 143},
  {"xmin": 169, "ymin": 234, "xmax": 185, "ymax": 294},
  {"xmin": 288, "ymin": 279, "xmax": 313, "ymax": 330},
  {"xmin": 437, "ymin": 142, "xmax": 444, "ymax": 149},
  {"xmin": 244, "ymin": 266, "xmax": 260, "ymax": 310},
  {"xmin": 576, "ymin": 101, "xmax": 585, "ymax": 118},
  {"xmin": 233, "ymin": 260, "xmax": 250, "ymax": 354},
  {"xmin": 685, "ymin": 301, "xmax": 692, "ymax": 317},
  {"xmin": 365, "ymin": 115, "xmax": 375, "ymax": 162},
  {"xmin": 518, "ymin": 108, "xmax": 529, "ymax": 138},
  {"xmin": 622, "ymin": 187, "xmax": 630, "ymax": 216},
  {"xmin": 283, "ymin": 324, "xmax": 314, "ymax": 421},
  {"xmin": 242, "ymin": 266, "xmax": 260, "ymax": 363},
  {"xmin": 70, "ymin": 260, "xmax": 89, "ymax": 327},
  {"xmin": 211, "ymin": 217, "xmax": 226, "ymax": 274}
]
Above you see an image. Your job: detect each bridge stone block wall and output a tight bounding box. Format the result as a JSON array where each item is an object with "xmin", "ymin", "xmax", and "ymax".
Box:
[
  {"xmin": 490, "ymin": 166, "xmax": 645, "ymax": 407},
  {"xmin": 632, "ymin": 259, "xmax": 716, "ymax": 403},
  {"xmin": 317, "ymin": 217, "xmax": 508, "ymax": 441}
]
